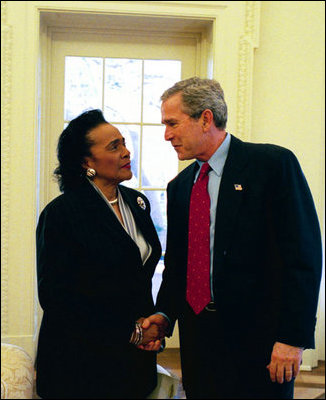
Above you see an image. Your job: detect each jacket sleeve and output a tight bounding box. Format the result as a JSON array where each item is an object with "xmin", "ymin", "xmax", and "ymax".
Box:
[
  {"xmin": 155, "ymin": 181, "xmax": 185, "ymax": 336},
  {"xmin": 36, "ymin": 199, "xmax": 136, "ymax": 345},
  {"xmin": 273, "ymin": 150, "xmax": 322, "ymax": 348}
]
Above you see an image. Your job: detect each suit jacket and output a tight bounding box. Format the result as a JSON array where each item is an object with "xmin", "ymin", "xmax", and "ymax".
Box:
[
  {"xmin": 36, "ymin": 180, "xmax": 162, "ymax": 399},
  {"xmin": 156, "ymin": 135, "xmax": 322, "ymax": 353}
]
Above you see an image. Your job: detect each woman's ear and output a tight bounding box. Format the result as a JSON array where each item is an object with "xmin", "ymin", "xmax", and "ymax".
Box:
[{"xmin": 82, "ymin": 157, "xmax": 91, "ymax": 169}]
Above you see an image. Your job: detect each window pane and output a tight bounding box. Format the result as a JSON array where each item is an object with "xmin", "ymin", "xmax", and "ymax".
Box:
[
  {"xmin": 143, "ymin": 60, "xmax": 182, "ymax": 124},
  {"xmin": 142, "ymin": 126, "xmax": 178, "ymax": 187},
  {"xmin": 152, "ymin": 258, "xmax": 164, "ymax": 303},
  {"xmin": 104, "ymin": 59, "xmax": 142, "ymax": 123},
  {"xmin": 144, "ymin": 190, "xmax": 167, "ymax": 252},
  {"xmin": 63, "ymin": 56, "xmax": 182, "ymax": 265},
  {"xmin": 113, "ymin": 124, "xmax": 140, "ymax": 189},
  {"xmin": 64, "ymin": 57, "xmax": 103, "ymax": 120}
]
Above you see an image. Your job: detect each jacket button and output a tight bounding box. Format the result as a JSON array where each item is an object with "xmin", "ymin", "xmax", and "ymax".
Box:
[{"xmin": 223, "ymin": 250, "xmax": 227, "ymax": 256}]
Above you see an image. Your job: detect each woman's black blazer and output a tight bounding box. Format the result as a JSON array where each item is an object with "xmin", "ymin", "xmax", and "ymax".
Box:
[{"xmin": 36, "ymin": 180, "xmax": 162, "ymax": 399}]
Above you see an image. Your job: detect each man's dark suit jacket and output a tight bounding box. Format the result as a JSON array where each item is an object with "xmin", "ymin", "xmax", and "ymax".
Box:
[
  {"xmin": 156, "ymin": 135, "xmax": 322, "ymax": 393},
  {"xmin": 36, "ymin": 180, "xmax": 161, "ymax": 399}
]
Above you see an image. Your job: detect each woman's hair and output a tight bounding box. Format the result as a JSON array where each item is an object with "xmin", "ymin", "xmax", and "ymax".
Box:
[
  {"xmin": 161, "ymin": 77, "xmax": 228, "ymax": 129},
  {"xmin": 54, "ymin": 109, "xmax": 107, "ymax": 192}
]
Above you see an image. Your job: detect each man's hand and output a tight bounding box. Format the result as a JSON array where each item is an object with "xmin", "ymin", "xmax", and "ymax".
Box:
[
  {"xmin": 132, "ymin": 317, "xmax": 161, "ymax": 352},
  {"xmin": 137, "ymin": 314, "xmax": 169, "ymax": 351},
  {"xmin": 266, "ymin": 342, "xmax": 303, "ymax": 384},
  {"xmin": 141, "ymin": 314, "xmax": 169, "ymax": 335}
]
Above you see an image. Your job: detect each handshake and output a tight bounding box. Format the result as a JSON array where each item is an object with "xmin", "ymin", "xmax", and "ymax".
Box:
[{"xmin": 130, "ymin": 314, "xmax": 169, "ymax": 352}]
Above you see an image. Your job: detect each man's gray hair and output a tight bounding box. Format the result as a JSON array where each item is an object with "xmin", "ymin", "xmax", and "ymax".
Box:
[{"xmin": 161, "ymin": 77, "xmax": 227, "ymax": 129}]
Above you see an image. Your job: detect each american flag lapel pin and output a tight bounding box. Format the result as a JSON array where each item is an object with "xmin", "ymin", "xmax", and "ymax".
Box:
[{"xmin": 234, "ymin": 184, "xmax": 243, "ymax": 191}]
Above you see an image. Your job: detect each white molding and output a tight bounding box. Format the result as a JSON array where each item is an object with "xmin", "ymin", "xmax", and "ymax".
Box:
[
  {"xmin": 1, "ymin": 0, "xmax": 12, "ymax": 336},
  {"xmin": 300, "ymin": 365, "xmax": 312, "ymax": 372},
  {"xmin": 31, "ymin": 0, "xmax": 228, "ymax": 18},
  {"xmin": 47, "ymin": 25, "xmax": 203, "ymax": 40},
  {"xmin": 236, "ymin": 1, "xmax": 260, "ymax": 141}
]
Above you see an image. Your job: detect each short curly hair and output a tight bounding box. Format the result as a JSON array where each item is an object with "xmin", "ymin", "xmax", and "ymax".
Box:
[{"xmin": 54, "ymin": 109, "xmax": 107, "ymax": 192}]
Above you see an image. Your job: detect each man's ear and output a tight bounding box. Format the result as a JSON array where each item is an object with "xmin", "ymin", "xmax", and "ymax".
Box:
[{"xmin": 202, "ymin": 109, "xmax": 214, "ymax": 131}]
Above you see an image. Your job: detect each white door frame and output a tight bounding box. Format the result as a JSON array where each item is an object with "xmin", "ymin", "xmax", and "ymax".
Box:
[{"xmin": 40, "ymin": 24, "xmax": 201, "ymax": 209}]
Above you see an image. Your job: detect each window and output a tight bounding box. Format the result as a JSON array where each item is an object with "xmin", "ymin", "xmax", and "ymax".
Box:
[{"xmin": 64, "ymin": 56, "xmax": 181, "ymax": 257}]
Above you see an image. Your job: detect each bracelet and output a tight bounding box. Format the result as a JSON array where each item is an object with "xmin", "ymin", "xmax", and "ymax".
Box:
[
  {"xmin": 129, "ymin": 322, "xmax": 143, "ymax": 345},
  {"xmin": 134, "ymin": 322, "xmax": 143, "ymax": 345},
  {"xmin": 129, "ymin": 329, "xmax": 136, "ymax": 344}
]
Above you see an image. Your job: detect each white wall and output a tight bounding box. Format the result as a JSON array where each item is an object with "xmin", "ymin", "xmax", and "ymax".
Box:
[{"xmin": 252, "ymin": 1, "xmax": 325, "ymax": 360}]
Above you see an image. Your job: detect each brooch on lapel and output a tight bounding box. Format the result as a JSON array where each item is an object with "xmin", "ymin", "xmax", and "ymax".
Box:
[{"xmin": 137, "ymin": 196, "xmax": 146, "ymax": 210}]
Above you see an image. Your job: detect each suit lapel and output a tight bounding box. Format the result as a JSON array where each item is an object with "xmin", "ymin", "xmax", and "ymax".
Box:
[
  {"xmin": 214, "ymin": 135, "xmax": 248, "ymax": 252},
  {"xmin": 78, "ymin": 181, "xmax": 136, "ymax": 246},
  {"xmin": 118, "ymin": 185, "xmax": 162, "ymax": 265},
  {"xmin": 73, "ymin": 181, "xmax": 160, "ymax": 271},
  {"xmin": 119, "ymin": 186, "xmax": 149, "ymax": 237}
]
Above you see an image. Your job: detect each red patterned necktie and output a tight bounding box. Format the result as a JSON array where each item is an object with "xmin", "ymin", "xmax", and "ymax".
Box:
[{"xmin": 186, "ymin": 162, "xmax": 211, "ymax": 314}]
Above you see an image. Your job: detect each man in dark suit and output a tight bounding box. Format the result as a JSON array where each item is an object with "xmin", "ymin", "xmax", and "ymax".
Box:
[{"xmin": 142, "ymin": 77, "xmax": 322, "ymax": 398}]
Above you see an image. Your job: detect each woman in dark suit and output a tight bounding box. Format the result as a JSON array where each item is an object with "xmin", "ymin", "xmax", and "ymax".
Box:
[{"xmin": 36, "ymin": 109, "xmax": 162, "ymax": 399}]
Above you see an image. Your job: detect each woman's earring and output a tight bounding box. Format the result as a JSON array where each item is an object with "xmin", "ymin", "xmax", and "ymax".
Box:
[{"xmin": 86, "ymin": 168, "xmax": 96, "ymax": 178}]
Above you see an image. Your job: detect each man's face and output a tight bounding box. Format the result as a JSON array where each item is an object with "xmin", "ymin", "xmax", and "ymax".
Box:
[{"xmin": 161, "ymin": 93, "xmax": 206, "ymax": 160}]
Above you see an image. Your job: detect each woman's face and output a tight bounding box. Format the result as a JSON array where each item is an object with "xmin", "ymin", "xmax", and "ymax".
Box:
[{"xmin": 84, "ymin": 123, "xmax": 132, "ymax": 185}]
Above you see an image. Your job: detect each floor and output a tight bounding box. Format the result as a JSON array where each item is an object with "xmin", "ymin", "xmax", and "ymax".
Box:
[{"xmin": 157, "ymin": 348, "xmax": 325, "ymax": 399}]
